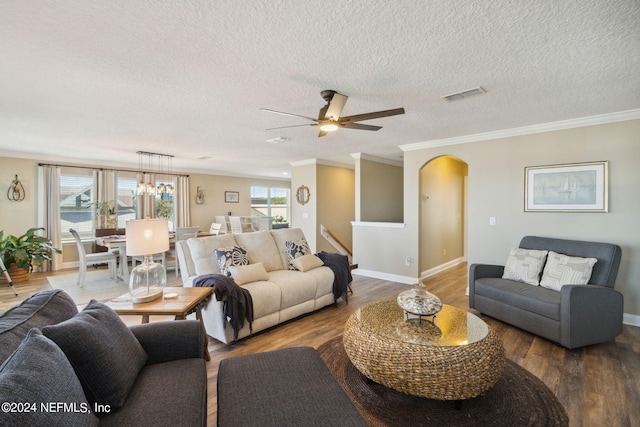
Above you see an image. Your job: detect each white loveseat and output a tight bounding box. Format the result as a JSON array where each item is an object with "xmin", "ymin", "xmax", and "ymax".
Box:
[{"xmin": 175, "ymin": 228, "xmax": 336, "ymax": 343}]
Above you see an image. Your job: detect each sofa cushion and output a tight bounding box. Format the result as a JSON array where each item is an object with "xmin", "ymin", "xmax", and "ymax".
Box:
[
  {"xmin": 291, "ymin": 254, "xmax": 324, "ymax": 272},
  {"xmin": 99, "ymin": 358, "xmax": 206, "ymax": 427},
  {"xmin": 42, "ymin": 300, "xmax": 148, "ymax": 412},
  {"xmin": 239, "ymin": 280, "xmax": 282, "ymax": 318},
  {"xmin": 215, "ymin": 245, "xmax": 249, "ymax": 276},
  {"xmin": 267, "ymin": 270, "xmax": 317, "ymax": 308},
  {"xmin": 540, "ymin": 251, "xmax": 598, "ymax": 291},
  {"xmin": 475, "ymin": 277, "xmax": 561, "ymax": 320},
  {"xmin": 271, "ymin": 228, "xmax": 308, "ymax": 269},
  {"xmin": 187, "ymin": 234, "xmax": 237, "ymax": 276},
  {"xmin": 229, "ymin": 262, "xmax": 269, "ymax": 285},
  {"xmin": 0, "ymin": 289, "xmax": 78, "ymax": 365},
  {"xmin": 502, "ymin": 247, "xmax": 548, "ymax": 286},
  {"xmin": 283, "ymin": 238, "xmax": 312, "ymax": 270},
  {"xmin": 0, "ymin": 329, "xmax": 100, "ymax": 426},
  {"xmin": 304, "ymin": 266, "xmax": 335, "ymax": 299},
  {"xmin": 234, "ymin": 231, "xmax": 284, "ymax": 271}
]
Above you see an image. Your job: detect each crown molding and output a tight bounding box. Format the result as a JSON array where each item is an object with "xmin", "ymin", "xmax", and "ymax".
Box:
[
  {"xmin": 400, "ymin": 108, "xmax": 640, "ymax": 152},
  {"xmin": 351, "ymin": 153, "xmax": 403, "ymax": 167},
  {"xmin": 290, "ymin": 158, "xmax": 354, "ymax": 169}
]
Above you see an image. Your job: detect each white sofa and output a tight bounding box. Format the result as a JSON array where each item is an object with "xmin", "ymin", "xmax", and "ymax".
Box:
[{"xmin": 176, "ymin": 228, "xmax": 336, "ymax": 344}]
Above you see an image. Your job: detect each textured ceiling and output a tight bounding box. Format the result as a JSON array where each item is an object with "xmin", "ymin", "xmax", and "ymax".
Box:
[{"xmin": 1, "ymin": 0, "xmax": 639, "ymax": 178}]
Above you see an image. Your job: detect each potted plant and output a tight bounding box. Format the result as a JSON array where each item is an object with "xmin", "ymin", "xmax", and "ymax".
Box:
[
  {"xmin": 0, "ymin": 227, "xmax": 62, "ymax": 282},
  {"xmin": 95, "ymin": 200, "xmax": 117, "ymax": 228}
]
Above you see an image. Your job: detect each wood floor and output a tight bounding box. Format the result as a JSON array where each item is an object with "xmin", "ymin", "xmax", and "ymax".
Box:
[{"xmin": 2, "ymin": 264, "xmax": 638, "ymax": 427}]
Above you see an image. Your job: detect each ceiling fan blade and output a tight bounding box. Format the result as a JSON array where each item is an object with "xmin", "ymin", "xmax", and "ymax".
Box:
[
  {"xmin": 340, "ymin": 107, "xmax": 405, "ymax": 124},
  {"xmin": 266, "ymin": 123, "xmax": 318, "ymax": 131},
  {"xmin": 260, "ymin": 108, "xmax": 318, "ymax": 122},
  {"xmin": 324, "ymin": 93, "xmax": 348, "ymax": 120},
  {"xmin": 342, "ymin": 122, "xmax": 382, "ymax": 131}
]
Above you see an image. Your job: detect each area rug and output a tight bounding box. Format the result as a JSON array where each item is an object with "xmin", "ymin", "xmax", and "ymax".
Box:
[
  {"xmin": 46, "ymin": 271, "xmax": 128, "ymax": 305},
  {"xmin": 317, "ymin": 336, "xmax": 569, "ymax": 427}
]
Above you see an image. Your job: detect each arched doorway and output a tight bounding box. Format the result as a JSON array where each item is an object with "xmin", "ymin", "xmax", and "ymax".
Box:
[{"xmin": 418, "ymin": 156, "xmax": 468, "ymax": 277}]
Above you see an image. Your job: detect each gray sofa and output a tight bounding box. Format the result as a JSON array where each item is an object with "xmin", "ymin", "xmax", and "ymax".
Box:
[
  {"xmin": 0, "ymin": 289, "xmax": 207, "ymax": 426},
  {"xmin": 469, "ymin": 236, "xmax": 623, "ymax": 349}
]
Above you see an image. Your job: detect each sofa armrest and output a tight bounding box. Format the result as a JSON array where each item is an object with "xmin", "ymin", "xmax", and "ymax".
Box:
[
  {"xmin": 129, "ymin": 320, "xmax": 205, "ymax": 365},
  {"xmin": 468, "ymin": 264, "xmax": 504, "ymax": 308},
  {"xmin": 560, "ymin": 285, "xmax": 624, "ymax": 349}
]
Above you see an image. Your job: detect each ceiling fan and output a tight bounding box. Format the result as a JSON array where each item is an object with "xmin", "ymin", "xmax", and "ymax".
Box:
[{"xmin": 260, "ymin": 90, "xmax": 405, "ymax": 137}]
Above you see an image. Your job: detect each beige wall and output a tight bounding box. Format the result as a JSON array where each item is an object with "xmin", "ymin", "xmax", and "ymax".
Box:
[
  {"xmin": 291, "ymin": 160, "xmax": 354, "ymax": 253},
  {"xmin": 359, "ymin": 158, "xmax": 403, "ymax": 222},
  {"xmin": 400, "ymin": 118, "xmax": 640, "ymax": 317},
  {"xmin": 188, "ymin": 173, "xmax": 289, "ymax": 232},
  {"xmin": 291, "ymin": 163, "xmax": 318, "ymax": 249},
  {"xmin": 0, "ymin": 157, "xmax": 39, "ymax": 236},
  {"xmin": 317, "ymin": 164, "xmax": 355, "ymax": 253},
  {"xmin": 419, "ymin": 156, "xmax": 467, "ymax": 272}
]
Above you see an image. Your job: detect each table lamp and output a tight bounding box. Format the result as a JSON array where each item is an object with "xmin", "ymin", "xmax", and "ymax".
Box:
[{"xmin": 126, "ymin": 218, "xmax": 169, "ymax": 303}]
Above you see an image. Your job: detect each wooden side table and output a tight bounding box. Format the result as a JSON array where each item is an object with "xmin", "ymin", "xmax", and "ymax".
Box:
[{"xmin": 106, "ymin": 286, "xmax": 213, "ymax": 361}]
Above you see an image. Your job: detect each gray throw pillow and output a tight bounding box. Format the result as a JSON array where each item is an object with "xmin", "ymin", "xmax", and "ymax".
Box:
[
  {"xmin": 0, "ymin": 289, "xmax": 78, "ymax": 365},
  {"xmin": 0, "ymin": 329, "xmax": 99, "ymax": 427},
  {"xmin": 42, "ymin": 300, "xmax": 148, "ymax": 412}
]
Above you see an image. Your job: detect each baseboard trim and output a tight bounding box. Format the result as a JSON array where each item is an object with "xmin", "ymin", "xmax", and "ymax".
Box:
[
  {"xmin": 623, "ymin": 312, "xmax": 640, "ymax": 327},
  {"xmin": 420, "ymin": 257, "xmax": 466, "ymax": 279},
  {"xmin": 352, "ymin": 269, "xmax": 416, "ymax": 285}
]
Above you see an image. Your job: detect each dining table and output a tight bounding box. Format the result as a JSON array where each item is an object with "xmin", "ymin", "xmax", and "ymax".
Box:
[{"xmin": 96, "ymin": 231, "xmax": 212, "ymax": 281}]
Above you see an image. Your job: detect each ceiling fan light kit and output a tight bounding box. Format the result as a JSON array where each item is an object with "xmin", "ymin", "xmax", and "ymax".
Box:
[{"xmin": 261, "ymin": 90, "xmax": 405, "ymax": 137}]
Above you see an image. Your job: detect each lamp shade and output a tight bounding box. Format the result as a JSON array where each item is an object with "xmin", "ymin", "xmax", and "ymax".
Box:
[{"xmin": 126, "ymin": 219, "xmax": 169, "ymax": 256}]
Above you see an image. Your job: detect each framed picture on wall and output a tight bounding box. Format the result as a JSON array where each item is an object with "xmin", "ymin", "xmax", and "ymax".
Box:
[
  {"xmin": 225, "ymin": 191, "xmax": 239, "ymax": 203},
  {"xmin": 525, "ymin": 161, "xmax": 608, "ymax": 212}
]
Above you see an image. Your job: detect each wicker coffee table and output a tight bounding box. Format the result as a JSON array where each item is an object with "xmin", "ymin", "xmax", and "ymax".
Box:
[{"xmin": 343, "ymin": 300, "xmax": 505, "ymax": 401}]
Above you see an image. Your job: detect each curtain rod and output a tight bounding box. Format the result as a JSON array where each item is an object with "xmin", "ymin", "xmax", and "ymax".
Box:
[{"xmin": 37, "ymin": 162, "xmax": 189, "ymax": 178}]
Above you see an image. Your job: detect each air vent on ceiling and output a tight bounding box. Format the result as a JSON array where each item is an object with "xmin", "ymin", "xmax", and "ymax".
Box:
[{"xmin": 442, "ymin": 87, "xmax": 486, "ymax": 102}]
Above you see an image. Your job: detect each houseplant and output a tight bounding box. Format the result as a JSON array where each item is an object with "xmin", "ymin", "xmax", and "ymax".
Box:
[
  {"xmin": 0, "ymin": 227, "xmax": 61, "ymax": 282},
  {"xmin": 95, "ymin": 200, "xmax": 117, "ymax": 228}
]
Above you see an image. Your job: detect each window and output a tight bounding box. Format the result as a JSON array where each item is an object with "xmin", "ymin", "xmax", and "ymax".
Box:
[
  {"xmin": 251, "ymin": 187, "xmax": 290, "ymax": 224},
  {"xmin": 59, "ymin": 168, "xmax": 94, "ymax": 239}
]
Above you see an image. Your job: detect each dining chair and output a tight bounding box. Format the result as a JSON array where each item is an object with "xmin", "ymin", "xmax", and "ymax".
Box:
[
  {"xmin": 214, "ymin": 215, "xmax": 228, "ymax": 234},
  {"xmin": 168, "ymin": 226, "xmax": 200, "ymax": 277},
  {"xmin": 70, "ymin": 228, "xmax": 118, "ymax": 287},
  {"xmin": 209, "ymin": 222, "xmax": 223, "ymax": 235},
  {"xmin": 229, "ymin": 216, "xmax": 245, "ymax": 234}
]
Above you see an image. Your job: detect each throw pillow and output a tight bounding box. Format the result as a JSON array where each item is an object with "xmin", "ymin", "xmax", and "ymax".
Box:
[
  {"xmin": 229, "ymin": 262, "xmax": 269, "ymax": 285},
  {"xmin": 502, "ymin": 247, "xmax": 549, "ymax": 286},
  {"xmin": 284, "ymin": 238, "xmax": 311, "ymax": 270},
  {"xmin": 540, "ymin": 251, "xmax": 598, "ymax": 291},
  {"xmin": 42, "ymin": 300, "xmax": 148, "ymax": 413},
  {"xmin": 215, "ymin": 245, "xmax": 249, "ymax": 276},
  {"xmin": 0, "ymin": 329, "xmax": 100, "ymax": 426},
  {"xmin": 291, "ymin": 254, "xmax": 325, "ymax": 272}
]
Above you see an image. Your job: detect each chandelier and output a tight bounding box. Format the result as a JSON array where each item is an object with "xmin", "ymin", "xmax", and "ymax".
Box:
[{"xmin": 136, "ymin": 151, "xmax": 175, "ymax": 196}]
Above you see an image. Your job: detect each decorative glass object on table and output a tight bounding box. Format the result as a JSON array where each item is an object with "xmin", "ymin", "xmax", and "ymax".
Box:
[
  {"xmin": 126, "ymin": 219, "xmax": 169, "ymax": 303},
  {"xmin": 397, "ymin": 281, "xmax": 442, "ymax": 322}
]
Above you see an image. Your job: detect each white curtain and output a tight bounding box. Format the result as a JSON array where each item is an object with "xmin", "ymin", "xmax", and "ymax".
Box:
[
  {"xmin": 174, "ymin": 175, "xmax": 190, "ymax": 227},
  {"xmin": 38, "ymin": 165, "xmax": 61, "ymax": 271},
  {"xmin": 94, "ymin": 169, "xmax": 118, "ymax": 228}
]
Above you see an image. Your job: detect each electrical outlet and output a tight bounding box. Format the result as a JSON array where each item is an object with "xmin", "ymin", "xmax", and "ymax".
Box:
[
  {"xmin": 443, "ymin": 249, "xmax": 447, "ymax": 256},
  {"xmin": 489, "ymin": 216, "xmax": 496, "ymax": 226},
  {"xmin": 405, "ymin": 257, "xmax": 411, "ymax": 266}
]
